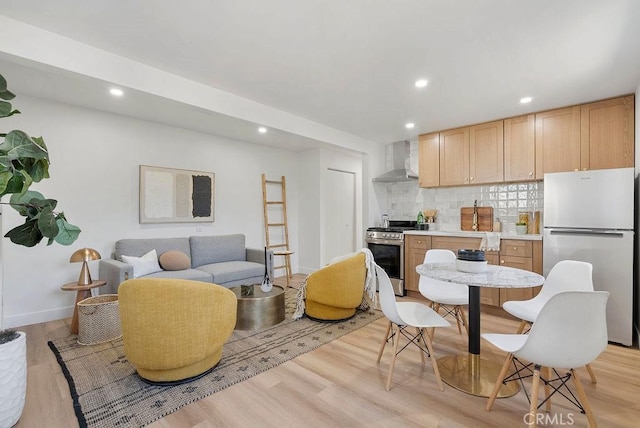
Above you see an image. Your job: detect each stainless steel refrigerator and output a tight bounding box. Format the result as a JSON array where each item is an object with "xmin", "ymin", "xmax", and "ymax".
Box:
[{"xmin": 543, "ymin": 167, "xmax": 634, "ymax": 346}]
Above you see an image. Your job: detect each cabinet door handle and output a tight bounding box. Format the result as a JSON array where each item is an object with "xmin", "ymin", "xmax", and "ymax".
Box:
[
  {"xmin": 513, "ymin": 247, "xmax": 518, "ymax": 250},
  {"xmin": 528, "ymin": 172, "xmax": 533, "ymax": 177},
  {"xmin": 470, "ymin": 176, "xmax": 474, "ymax": 181},
  {"xmin": 500, "ymin": 260, "xmax": 505, "ymax": 264}
]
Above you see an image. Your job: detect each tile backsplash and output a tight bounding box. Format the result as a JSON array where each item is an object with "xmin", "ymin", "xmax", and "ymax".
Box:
[
  {"xmin": 385, "ymin": 180, "xmax": 544, "ymax": 234},
  {"xmin": 382, "ymin": 141, "xmax": 544, "ymax": 234}
]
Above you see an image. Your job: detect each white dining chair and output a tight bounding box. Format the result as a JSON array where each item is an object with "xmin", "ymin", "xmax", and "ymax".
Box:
[
  {"xmin": 483, "ymin": 291, "xmax": 609, "ymax": 427},
  {"xmin": 502, "ymin": 260, "xmax": 598, "ymax": 383},
  {"xmin": 419, "ymin": 249, "xmax": 469, "ymax": 337},
  {"xmin": 375, "ymin": 264, "xmax": 450, "ymax": 391}
]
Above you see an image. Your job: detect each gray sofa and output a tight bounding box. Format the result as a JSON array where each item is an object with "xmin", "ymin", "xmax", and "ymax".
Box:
[{"xmin": 98, "ymin": 234, "xmax": 274, "ymax": 294}]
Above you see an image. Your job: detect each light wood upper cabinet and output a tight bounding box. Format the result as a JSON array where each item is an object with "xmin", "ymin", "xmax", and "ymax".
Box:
[
  {"xmin": 418, "ymin": 95, "xmax": 634, "ymax": 187},
  {"xmin": 504, "ymin": 114, "xmax": 535, "ymax": 181},
  {"xmin": 439, "ymin": 127, "xmax": 470, "ymax": 186},
  {"xmin": 535, "ymin": 106, "xmax": 581, "ymax": 178},
  {"xmin": 580, "ymin": 95, "xmax": 634, "ymax": 170},
  {"xmin": 418, "ymin": 133, "xmax": 440, "ymax": 187},
  {"xmin": 469, "ymin": 120, "xmax": 504, "ymax": 184},
  {"xmin": 437, "ymin": 121, "xmax": 503, "ymax": 186}
]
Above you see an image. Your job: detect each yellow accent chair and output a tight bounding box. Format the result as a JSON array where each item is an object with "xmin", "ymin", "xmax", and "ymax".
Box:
[
  {"xmin": 118, "ymin": 278, "xmax": 237, "ymax": 384},
  {"xmin": 304, "ymin": 252, "xmax": 367, "ymax": 321}
]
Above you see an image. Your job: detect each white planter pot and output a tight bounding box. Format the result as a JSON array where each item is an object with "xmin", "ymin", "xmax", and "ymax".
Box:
[{"xmin": 0, "ymin": 331, "xmax": 27, "ymax": 428}]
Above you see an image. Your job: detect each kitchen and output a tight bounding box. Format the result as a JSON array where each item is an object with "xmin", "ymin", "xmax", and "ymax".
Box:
[{"xmin": 370, "ymin": 95, "xmax": 637, "ymax": 348}]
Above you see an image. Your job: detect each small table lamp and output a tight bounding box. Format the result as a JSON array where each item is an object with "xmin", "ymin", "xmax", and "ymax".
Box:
[{"xmin": 70, "ymin": 248, "xmax": 102, "ymax": 285}]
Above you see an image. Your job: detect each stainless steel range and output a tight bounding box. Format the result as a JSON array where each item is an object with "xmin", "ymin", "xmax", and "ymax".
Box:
[{"xmin": 365, "ymin": 220, "xmax": 418, "ymax": 296}]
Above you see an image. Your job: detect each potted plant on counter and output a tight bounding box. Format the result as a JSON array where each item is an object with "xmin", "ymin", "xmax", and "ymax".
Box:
[
  {"xmin": 515, "ymin": 221, "xmax": 528, "ymax": 235},
  {"xmin": 0, "ymin": 72, "xmax": 81, "ymax": 427}
]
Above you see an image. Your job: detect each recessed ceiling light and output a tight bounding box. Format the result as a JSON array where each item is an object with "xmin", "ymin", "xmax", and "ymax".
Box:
[
  {"xmin": 110, "ymin": 88, "xmax": 124, "ymax": 97},
  {"xmin": 258, "ymin": 127, "xmax": 267, "ymax": 134},
  {"xmin": 520, "ymin": 96, "xmax": 533, "ymax": 104},
  {"xmin": 405, "ymin": 122, "xmax": 415, "ymax": 129},
  {"xmin": 414, "ymin": 79, "xmax": 428, "ymax": 88}
]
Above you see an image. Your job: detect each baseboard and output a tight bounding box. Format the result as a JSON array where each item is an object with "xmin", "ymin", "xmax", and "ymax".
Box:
[{"xmin": 3, "ymin": 306, "xmax": 73, "ymax": 329}]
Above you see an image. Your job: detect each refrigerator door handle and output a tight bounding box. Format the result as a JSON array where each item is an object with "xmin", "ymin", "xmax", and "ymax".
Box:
[{"xmin": 548, "ymin": 228, "xmax": 626, "ymax": 238}]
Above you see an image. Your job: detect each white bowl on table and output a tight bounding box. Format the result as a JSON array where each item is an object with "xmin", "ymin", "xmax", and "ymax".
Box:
[{"xmin": 456, "ymin": 259, "xmax": 488, "ymax": 273}]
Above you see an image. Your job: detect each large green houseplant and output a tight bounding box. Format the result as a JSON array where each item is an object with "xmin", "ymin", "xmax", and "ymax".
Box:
[
  {"xmin": 0, "ymin": 72, "xmax": 81, "ymax": 428},
  {"xmin": 0, "ymin": 74, "xmax": 80, "ymax": 246}
]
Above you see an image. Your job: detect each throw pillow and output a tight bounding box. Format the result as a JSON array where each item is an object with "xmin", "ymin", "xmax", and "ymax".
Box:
[
  {"xmin": 122, "ymin": 249, "xmax": 163, "ymax": 278},
  {"xmin": 159, "ymin": 250, "xmax": 191, "ymax": 271}
]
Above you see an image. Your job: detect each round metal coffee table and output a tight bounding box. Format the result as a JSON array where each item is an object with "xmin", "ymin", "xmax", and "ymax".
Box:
[{"xmin": 230, "ymin": 285, "xmax": 286, "ymax": 330}]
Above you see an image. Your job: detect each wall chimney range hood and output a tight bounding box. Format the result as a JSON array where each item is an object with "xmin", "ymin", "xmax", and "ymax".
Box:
[{"xmin": 372, "ymin": 140, "xmax": 418, "ymax": 183}]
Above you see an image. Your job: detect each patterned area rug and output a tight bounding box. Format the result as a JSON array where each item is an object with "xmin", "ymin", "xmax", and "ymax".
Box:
[{"xmin": 48, "ymin": 287, "xmax": 382, "ymax": 428}]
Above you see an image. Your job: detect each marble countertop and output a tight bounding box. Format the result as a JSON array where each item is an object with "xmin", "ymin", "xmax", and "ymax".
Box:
[
  {"xmin": 416, "ymin": 262, "xmax": 545, "ymax": 288},
  {"xmin": 404, "ymin": 229, "xmax": 542, "ymax": 241}
]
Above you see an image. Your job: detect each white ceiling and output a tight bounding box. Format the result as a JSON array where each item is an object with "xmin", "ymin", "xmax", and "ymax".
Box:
[{"xmin": 1, "ymin": 0, "xmax": 640, "ymax": 151}]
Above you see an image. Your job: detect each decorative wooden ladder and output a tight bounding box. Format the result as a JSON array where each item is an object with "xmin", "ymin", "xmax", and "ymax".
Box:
[{"xmin": 261, "ymin": 174, "xmax": 293, "ymax": 286}]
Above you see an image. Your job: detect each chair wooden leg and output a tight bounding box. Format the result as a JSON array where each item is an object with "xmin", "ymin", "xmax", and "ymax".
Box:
[
  {"xmin": 585, "ymin": 363, "xmax": 597, "ymax": 384},
  {"xmin": 486, "ymin": 352, "xmax": 513, "ymax": 411},
  {"xmin": 454, "ymin": 307, "xmax": 463, "ymax": 334},
  {"xmin": 430, "ymin": 304, "xmax": 440, "ymax": 340},
  {"xmin": 459, "ymin": 306, "xmax": 469, "ymax": 336},
  {"xmin": 377, "ymin": 320, "xmax": 392, "ymax": 363},
  {"xmin": 572, "ymin": 368, "xmax": 598, "ymax": 427},
  {"xmin": 416, "ymin": 327, "xmax": 426, "ymax": 364},
  {"xmin": 385, "ymin": 324, "xmax": 401, "ymax": 391},
  {"xmin": 515, "ymin": 319, "xmax": 528, "ymax": 334},
  {"xmin": 422, "ymin": 330, "xmax": 444, "ymax": 391},
  {"xmin": 528, "ymin": 365, "xmax": 541, "ymax": 428},
  {"xmin": 543, "ymin": 366, "xmax": 552, "ymax": 412}
]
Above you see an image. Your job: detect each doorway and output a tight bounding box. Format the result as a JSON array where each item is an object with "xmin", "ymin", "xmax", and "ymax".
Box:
[{"xmin": 323, "ymin": 168, "xmax": 356, "ymax": 263}]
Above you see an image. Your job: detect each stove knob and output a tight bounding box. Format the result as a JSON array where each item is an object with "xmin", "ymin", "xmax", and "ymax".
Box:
[{"xmin": 382, "ymin": 233, "xmax": 388, "ymax": 238}]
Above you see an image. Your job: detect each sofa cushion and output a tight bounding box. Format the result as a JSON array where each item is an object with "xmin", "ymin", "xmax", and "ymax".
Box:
[
  {"xmin": 121, "ymin": 249, "xmax": 163, "ymax": 278},
  {"xmin": 140, "ymin": 269, "xmax": 214, "ymax": 283},
  {"xmin": 159, "ymin": 250, "xmax": 191, "ymax": 271},
  {"xmin": 116, "ymin": 238, "xmax": 191, "ymax": 262},
  {"xmin": 190, "ymin": 234, "xmax": 246, "ymax": 267},
  {"xmin": 197, "ymin": 261, "xmax": 265, "ymax": 285}
]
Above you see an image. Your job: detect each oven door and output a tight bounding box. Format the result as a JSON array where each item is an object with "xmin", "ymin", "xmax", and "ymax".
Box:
[{"xmin": 366, "ymin": 240, "xmax": 405, "ymax": 296}]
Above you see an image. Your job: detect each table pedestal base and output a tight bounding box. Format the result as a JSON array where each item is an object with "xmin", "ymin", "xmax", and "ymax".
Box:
[{"xmin": 437, "ymin": 354, "xmax": 520, "ymax": 398}]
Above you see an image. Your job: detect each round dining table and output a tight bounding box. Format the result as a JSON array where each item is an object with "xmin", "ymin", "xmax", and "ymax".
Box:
[{"xmin": 416, "ymin": 262, "xmax": 544, "ymax": 398}]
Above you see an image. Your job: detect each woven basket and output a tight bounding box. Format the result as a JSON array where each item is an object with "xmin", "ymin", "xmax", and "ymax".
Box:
[{"xmin": 77, "ymin": 294, "xmax": 122, "ymax": 345}]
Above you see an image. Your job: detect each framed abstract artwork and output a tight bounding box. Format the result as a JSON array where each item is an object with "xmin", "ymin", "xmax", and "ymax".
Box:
[{"xmin": 139, "ymin": 165, "xmax": 215, "ymax": 223}]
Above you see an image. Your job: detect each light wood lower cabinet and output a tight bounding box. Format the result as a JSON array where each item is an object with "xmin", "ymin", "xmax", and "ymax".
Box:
[
  {"xmin": 404, "ymin": 235, "xmax": 431, "ymax": 292},
  {"xmin": 404, "ymin": 235, "xmax": 542, "ymax": 311}
]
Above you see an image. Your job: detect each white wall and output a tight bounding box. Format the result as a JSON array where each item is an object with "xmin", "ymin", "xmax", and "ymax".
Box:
[
  {"xmin": 319, "ymin": 148, "xmax": 364, "ymax": 266},
  {"xmin": 297, "ymin": 149, "xmax": 321, "ymax": 273},
  {"xmin": 1, "ymin": 95, "xmax": 305, "ymax": 328},
  {"xmin": 297, "ymin": 147, "xmax": 366, "ymax": 272},
  {"xmin": 636, "ymin": 85, "xmax": 640, "ymax": 175}
]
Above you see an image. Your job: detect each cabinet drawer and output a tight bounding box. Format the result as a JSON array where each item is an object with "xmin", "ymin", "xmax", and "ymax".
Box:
[
  {"xmin": 500, "ymin": 240, "xmax": 532, "ymax": 257},
  {"xmin": 407, "ymin": 236, "xmax": 430, "ymax": 249},
  {"xmin": 499, "ymin": 255, "xmax": 533, "ymax": 271},
  {"xmin": 432, "ymin": 236, "xmax": 481, "ymax": 252}
]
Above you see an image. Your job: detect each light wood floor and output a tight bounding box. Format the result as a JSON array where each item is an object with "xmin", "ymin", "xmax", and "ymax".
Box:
[{"xmin": 14, "ymin": 274, "xmax": 640, "ymax": 427}]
